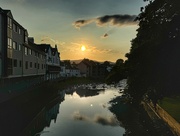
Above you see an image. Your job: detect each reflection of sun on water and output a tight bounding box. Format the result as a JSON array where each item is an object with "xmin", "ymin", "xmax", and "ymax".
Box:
[{"xmin": 81, "ymin": 45, "xmax": 86, "ymax": 51}]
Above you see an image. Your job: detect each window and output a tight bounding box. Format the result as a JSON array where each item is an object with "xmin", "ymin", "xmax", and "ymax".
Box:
[
  {"xmin": 18, "ymin": 28, "xmax": 21, "ymax": 34},
  {"xmin": 13, "ymin": 41, "xmax": 18, "ymax": 50},
  {"xmin": 19, "ymin": 60, "xmax": 22, "ymax": 67},
  {"xmin": 30, "ymin": 62, "xmax": 32, "ymax": 68},
  {"xmin": 13, "ymin": 59, "xmax": 17, "ymax": 67},
  {"xmin": 38, "ymin": 64, "xmax": 39, "ymax": 69},
  {"xmin": 25, "ymin": 61, "xmax": 28, "ymax": 69},
  {"xmin": 7, "ymin": 58, "xmax": 12, "ymax": 67},
  {"xmin": 7, "ymin": 58, "xmax": 13, "ymax": 75},
  {"xmin": 8, "ymin": 38, "xmax": 12, "ymax": 49},
  {"xmin": 7, "ymin": 17, "xmax": 12, "ymax": 29},
  {"xmin": 18, "ymin": 44, "xmax": 21, "ymax": 51},
  {"xmin": 29, "ymin": 49, "xmax": 32, "ymax": 55},
  {"xmin": 42, "ymin": 64, "xmax": 43, "ymax": 69},
  {"xmin": 25, "ymin": 35, "xmax": 28, "ymax": 43},
  {"xmin": 34, "ymin": 63, "xmax": 36, "ymax": 68},
  {"xmin": 35, "ymin": 52, "xmax": 37, "ymax": 57},
  {"xmin": 25, "ymin": 47, "xmax": 28, "ymax": 55},
  {"xmin": 13, "ymin": 24, "xmax": 18, "ymax": 32}
]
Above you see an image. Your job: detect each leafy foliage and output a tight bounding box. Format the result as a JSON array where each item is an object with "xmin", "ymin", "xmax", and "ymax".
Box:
[
  {"xmin": 126, "ymin": 0, "xmax": 180, "ymax": 104},
  {"xmin": 106, "ymin": 59, "xmax": 127, "ymax": 84}
]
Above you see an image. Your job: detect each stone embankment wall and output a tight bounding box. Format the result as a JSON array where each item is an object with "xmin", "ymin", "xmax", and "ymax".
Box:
[
  {"xmin": 0, "ymin": 76, "xmax": 45, "ymax": 92},
  {"xmin": 145, "ymin": 101, "xmax": 180, "ymax": 136}
]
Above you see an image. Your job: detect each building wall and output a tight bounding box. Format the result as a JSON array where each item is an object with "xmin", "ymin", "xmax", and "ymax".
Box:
[
  {"xmin": 53, "ymin": 52, "xmax": 60, "ymax": 66},
  {"xmin": 46, "ymin": 48, "xmax": 52, "ymax": 65},
  {"xmin": 77, "ymin": 62, "xmax": 88, "ymax": 77},
  {"xmin": 0, "ymin": 8, "xmax": 58, "ymax": 80},
  {"xmin": 0, "ymin": 14, "xmax": 2, "ymax": 77},
  {"xmin": 23, "ymin": 46, "xmax": 46, "ymax": 76},
  {"xmin": 60, "ymin": 66, "xmax": 66, "ymax": 77},
  {"xmin": 37, "ymin": 53, "xmax": 46, "ymax": 75},
  {"xmin": 11, "ymin": 21, "xmax": 24, "ymax": 76}
]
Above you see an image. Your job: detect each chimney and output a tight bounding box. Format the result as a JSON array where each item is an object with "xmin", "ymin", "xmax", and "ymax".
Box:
[{"xmin": 28, "ymin": 37, "xmax": 34, "ymax": 43}]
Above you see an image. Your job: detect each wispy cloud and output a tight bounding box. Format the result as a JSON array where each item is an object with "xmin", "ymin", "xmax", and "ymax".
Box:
[
  {"xmin": 70, "ymin": 42, "xmax": 121, "ymax": 55},
  {"xmin": 73, "ymin": 14, "xmax": 137, "ymax": 29},
  {"xmin": 72, "ymin": 111, "xmax": 119, "ymax": 126},
  {"xmin": 41, "ymin": 36, "xmax": 65, "ymax": 46}
]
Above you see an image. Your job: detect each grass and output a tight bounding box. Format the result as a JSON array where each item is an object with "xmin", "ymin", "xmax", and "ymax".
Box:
[{"xmin": 158, "ymin": 96, "xmax": 180, "ymax": 123}]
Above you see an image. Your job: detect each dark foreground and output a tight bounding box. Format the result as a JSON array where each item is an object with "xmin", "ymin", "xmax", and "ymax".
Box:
[{"xmin": 0, "ymin": 82, "xmax": 175, "ymax": 136}]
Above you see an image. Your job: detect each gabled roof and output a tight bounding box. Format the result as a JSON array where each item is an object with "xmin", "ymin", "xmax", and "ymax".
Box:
[
  {"xmin": 0, "ymin": 8, "xmax": 13, "ymax": 18},
  {"xmin": 0, "ymin": 7, "xmax": 27, "ymax": 31},
  {"xmin": 51, "ymin": 48, "xmax": 58, "ymax": 56},
  {"xmin": 37, "ymin": 44, "xmax": 60, "ymax": 57},
  {"xmin": 37, "ymin": 44, "xmax": 51, "ymax": 53}
]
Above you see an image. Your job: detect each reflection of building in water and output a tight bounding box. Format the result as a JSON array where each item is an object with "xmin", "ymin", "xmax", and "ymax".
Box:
[
  {"xmin": 45, "ymin": 103, "xmax": 60, "ymax": 127},
  {"xmin": 21, "ymin": 94, "xmax": 64, "ymax": 136}
]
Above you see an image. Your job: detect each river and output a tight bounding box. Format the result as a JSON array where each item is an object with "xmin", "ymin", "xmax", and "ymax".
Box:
[{"xmin": 0, "ymin": 82, "xmax": 175, "ymax": 136}]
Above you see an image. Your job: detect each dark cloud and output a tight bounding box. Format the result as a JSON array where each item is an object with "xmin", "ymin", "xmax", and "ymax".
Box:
[
  {"xmin": 101, "ymin": 28, "xmax": 116, "ymax": 38},
  {"xmin": 74, "ymin": 19, "xmax": 94, "ymax": 28},
  {"xmin": 73, "ymin": 14, "xmax": 137, "ymax": 28},
  {"xmin": 97, "ymin": 14, "xmax": 137, "ymax": 26},
  {"xmin": 103, "ymin": 33, "xmax": 108, "ymax": 38}
]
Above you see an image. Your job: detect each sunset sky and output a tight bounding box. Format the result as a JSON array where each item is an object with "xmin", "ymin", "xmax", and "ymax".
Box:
[{"xmin": 1, "ymin": 0, "xmax": 147, "ymax": 62}]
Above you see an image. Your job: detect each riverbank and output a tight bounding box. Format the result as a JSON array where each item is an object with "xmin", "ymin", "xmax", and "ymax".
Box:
[
  {"xmin": 142, "ymin": 100, "xmax": 180, "ymax": 136},
  {"xmin": 0, "ymin": 77, "xmax": 100, "ymax": 104},
  {"xmin": 0, "ymin": 78, "xmax": 90, "ymax": 135},
  {"xmin": 109, "ymin": 96, "xmax": 175, "ymax": 136}
]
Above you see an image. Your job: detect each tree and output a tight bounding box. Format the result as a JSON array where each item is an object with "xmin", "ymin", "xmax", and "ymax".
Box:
[
  {"xmin": 105, "ymin": 59, "xmax": 127, "ymax": 84},
  {"xmin": 126, "ymin": 0, "xmax": 180, "ymax": 104}
]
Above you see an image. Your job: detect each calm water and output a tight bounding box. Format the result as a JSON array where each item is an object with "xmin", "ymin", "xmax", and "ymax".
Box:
[
  {"xmin": 41, "ymin": 85, "xmax": 125, "ymax": 136},
  {"xmin": 0, "ymin": 83, "xmax": 174, "ymax": 136}
]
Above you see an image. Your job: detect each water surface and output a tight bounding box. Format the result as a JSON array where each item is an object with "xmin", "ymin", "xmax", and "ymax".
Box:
[{"xmin": 41, "ymin": 85, "xmax": 125, "ymax": 136}]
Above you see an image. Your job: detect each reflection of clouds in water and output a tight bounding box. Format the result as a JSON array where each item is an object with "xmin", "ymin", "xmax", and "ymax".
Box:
[
  {"xmin": 72, "ymin": 111, "xmax": 89, "ymax": 121},
  {"xmin": 99, "ymin": 103, "xmax": 107, "ymax": 108},
  {"xmin": 94, "ymin": 115, "xmax": 118, "ymax": 126},
  {"xmin": 72, "ymin": 111, "xmax": 118, "ymax": 126}
]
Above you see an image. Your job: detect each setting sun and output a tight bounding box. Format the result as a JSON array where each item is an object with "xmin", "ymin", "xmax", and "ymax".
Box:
[{"xmin": 81, "ymin": 45, "xmax": 86, "ymax": 51}]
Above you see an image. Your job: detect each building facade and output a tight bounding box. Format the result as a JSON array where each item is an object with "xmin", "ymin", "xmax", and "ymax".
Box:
[
  {"xmin": 0, "ymin": 8, "xmax": 46, "ymax": 79},
  {"xmin": 77, "ymin": 59, "xmax": 108, "ymax": 78},
  {"xmin": 38, "ymin": 44, "xmax": 61, "ymax": 80}
]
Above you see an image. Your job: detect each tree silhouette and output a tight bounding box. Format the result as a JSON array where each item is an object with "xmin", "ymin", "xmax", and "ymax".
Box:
[
  {"xmin": 126, "ymin": 0, "xmax": 180, "ymax": 104},
  {"xmin": 106, "ymin": 59, "xmax": 127, "ymax": 84}
]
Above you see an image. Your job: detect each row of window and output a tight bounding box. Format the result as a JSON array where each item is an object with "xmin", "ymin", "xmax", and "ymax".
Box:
[
  {"xmin": 24, "ymin": 47, "xmax": 45, "ymax": 59},
  {"xmin": 7, "ymin": 38, "xmax": 21, "ymax": 51},
  {"xmin": 13, "ymin": 41, "xmax": 21, "ymax": 50},
  {"xmin": 7, "ymin": 39, "xmax": 45, "ymax": 59},
  {"xmin": 47, "ymin": 56, "xmax": 60, "ymax": 64},
  {"xmin": 13, "ymin": 23, "xmax": 22, "ymax": 35},
  {"xmin": 8, "ymin": 17, "xmax": 22, "ymax": 35},
  {"xmin": 13, "ymin": 59, "xmax": 46, "ymax": 70}
]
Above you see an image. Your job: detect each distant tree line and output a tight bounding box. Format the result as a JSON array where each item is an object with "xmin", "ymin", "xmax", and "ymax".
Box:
[{"xmin": 125, "ymin": 0, "xmax": 180, "ymax": 104}]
